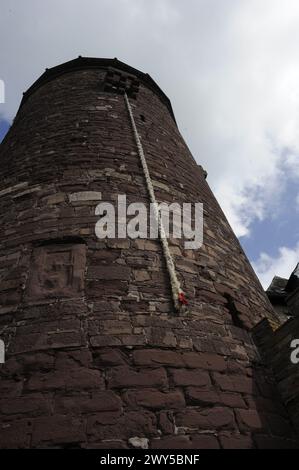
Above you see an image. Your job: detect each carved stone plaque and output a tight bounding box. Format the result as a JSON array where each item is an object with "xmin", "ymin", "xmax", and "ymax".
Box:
[{"xmin": 27, "ymin": 243, "xmax": 86, "ymax": 300}]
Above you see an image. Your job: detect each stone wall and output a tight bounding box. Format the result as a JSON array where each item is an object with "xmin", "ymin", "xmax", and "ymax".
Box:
[
  {"xmin": 287, "ymin": 288, "xmax": 299, "ymax": 316},
  {"xmin": 0, "ymin": 58, "xmax": 298, "ymax": 449},
  {"xmin": 253, "ymin": 317, "xmax": 299, "ymax": 434}
]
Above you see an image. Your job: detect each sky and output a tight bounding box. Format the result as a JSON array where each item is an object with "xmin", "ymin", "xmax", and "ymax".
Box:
[{"xmin": 0, "ymin": 0, "xmax": 298, "ymax": 289}]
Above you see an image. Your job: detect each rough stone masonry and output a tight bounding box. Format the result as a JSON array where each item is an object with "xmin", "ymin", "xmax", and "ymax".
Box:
[{"xmin": 0, "ymin": 57, "xmax": 298, "ymax": 449}]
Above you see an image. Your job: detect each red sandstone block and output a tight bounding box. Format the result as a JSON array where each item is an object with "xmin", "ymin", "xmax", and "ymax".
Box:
[
  {"xmin": 213, "ymin": 373, "xmax": 234, "ymax": 391},
  {"xmin": 90, "ymin": 335, "xmax": 122, "ymax": 347},
  {"xmin": 107, "ymin": 239, "xmax": 130, "ymax": 249},
  {"xmin": 55, "ymin": 391, "xmax": 122, "ymax": 414},
  {"xmin": 182, "ymin": 352, "xmax": 226, "ymax": 371},
  {"xmin": 132, "ymin": 349, "xmax": 184, "ymax": 367},
  {"xmin": 219, "ymin": 432, "xmax": 253, "ymax": 449},
  {"xmin": 176, "ymin": 407, "xmax": 235, "ymax": 430},
  {"xmin": 196, "ymin": 290, "xmax": 227, "ymax": 304},
  {"xmin": 185, "ymin": 388, "xmax": 219, "ymax": 405},
  {"xmin": 100, "ymin": 319, "xmax": 132, "ymax": 335},
  {"xmin": 0, "ymin": 394, "xmax": 50, "ymax": 416},
  {"xmin": 214, "ymin": 283, "xmax": 235, "ymax": 298},
  {"xmin": 87, "ymin": 411, "xmax": 157, "ymax": 441},
  {"xmin": 95, "ymin": 349, "xmax": 126, "ymax": 366},
  {"xmin": 0, "ymin": 419, "xmax": 32, "ymax": 449},
  {"xmin": 233, "ymin": 301, "xmax": 251, "ymax": 315},
  {"xmin": 10, "ymin": 329, "xmax": 84, "ymax": 354},
  {"xmin": 0, "ymin": 379, "xmax": 23, "ymax": 397},
  {"xmin": 89, "ymin": 249, "xmax": 121, "ymax": 264},
  {"xmin": 18, "ymin": 352, "xmax": 55, "ymax": 372},
  {"xmin": 236, "ymin": 409, "xmax": 263, "ymax": 432},
  {"xmin": 26, "ymin": 367, "xmax": 104, "ymax": 392},
  {"xmin": 45, "ymin": 331, "xmax": 85, "ymax": 350},
  {"xmin": 211, "ymin": 339, "xmax": 231, "ymax": 356},
  {"xmin": 213, "ymin": 372, "xmax": 254, "ymax": 394},
  {"xmin": 158, "ymin": 411, "xmax": 174, "ymax": 434},
  {"xmin": 170, "ymin": 369, "xmax": 211, "ymax": 387},
  {"xmin": 151, "ymin": 435, "xmax": 219, "ymax": 449},
  {"xmin": 55, "ymin": 349, "xmax": 92, "ymax": 369},
  {"xmin": 226, "ymin": 359, "xmax": 247, "ymax": 375},
  {"xmin": 92, "ymin": 300, "xmax": 121, "ymax": 313},
  {"xmin": 82, "ymin": 441, "xmax": 129, "ymax": 449},
  {"xmin": 86, "ymin": 280, "xmax": 129, "ymax": 297},
  {"xmin": 32, "ymin": 415, "xmax": 85, "ymax": 446},
  {"xmin": 191, "ymin": 434, "xmax": 220, "ymax": 449},
  {"xmin": 150, "ymin": 435, "xmax": 193, "ymax": 449},
  {"xmin": 120, "ymin": 334, "xmax": 147, "ymax": 346},
  {"xmin": 220, "ymin": 392, "xmax": 247, "ymax": 409},
  {"xmin": 125, "ymin": 389, "xmax": 185, "ymax": 410},
  {"xmin": 107, "ymin": 366, "xmax": 168, "ymax": 389},
  {"xmin": 86, "ymin": 411, "xmax": 122, "ymax": 427},
  {"xmin": 87, "ymin": 265, "xmax": 131, "ymax": 280}
]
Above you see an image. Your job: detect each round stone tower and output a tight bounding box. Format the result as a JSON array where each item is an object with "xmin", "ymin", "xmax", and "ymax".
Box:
[{"xmin": 0, "ymin": 57, "xmax": 297, "ymax": 449}]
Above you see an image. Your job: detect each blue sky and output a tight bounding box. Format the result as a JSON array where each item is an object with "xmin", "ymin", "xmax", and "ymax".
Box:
[
  {"xmin": 0, "ymin": 0, "xmax": 299, "ymax": 289},
  {"xmin": 0, "ymin": 120, "xmax": 9, "ymax": 142}
]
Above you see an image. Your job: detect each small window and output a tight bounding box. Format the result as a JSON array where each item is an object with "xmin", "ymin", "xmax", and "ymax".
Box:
[{"xmin": 224, "ymin": 294, "xmax": 245, "ymax": 329}]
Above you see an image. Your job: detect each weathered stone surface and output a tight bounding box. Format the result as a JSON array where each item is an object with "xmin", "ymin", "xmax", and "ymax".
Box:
[
  {"xmin": 55, "ymin": 391, "xmax": 122, "ymax": 414},
  {"xmin": 0, "ymin": 395, "xmax": 50, "ymax": 416},
  {"xmin": 219, "ymin": 432, "xmax": 253, "ymax": 449},
  {"xmin": 32, "ymin": 416, "xmax": 85, "ymax": 446},
  {"xmin": 87, "ymin": 411, "xmax": 157, "ymax": 441},
  {"xmin": 69, "ymin": 191, "xmax": 102, "ymax": 202},
  {"xmin": 236, "ymin": 409, "xmax": 263, "ymax": 431},
  {"xmin": 0, "ymin": 419, "xmax": 32, "ymax": 449},
  {"xmin": 125, "ymin": 389, "xmax": 185, "ymax": 410},
  {"xmin": 0, "ymin": 58, "xmax": 296, "ymax": 450},
  {"xmin": 151, "ymin": 434, "xmax": 220, "ymax": 449},
  {"xmin": 253, "ymin": 317, "xmax": 299, "ymax": 435},
  {"xmin": 133, "ymin": 349, "xmax": 184, "ymax": 367},
  {"xmin": 107, "ymin": 366, "xmax": 168, "ymax": 389},
  {"xmin": 182, "ymin": 352, "xmax": 226, "ymax": 371},
  {"xmin": 185, "ymin": 388, "xmax": 219, "ymax": 406},
  {"xmin": 26, "ymin": 368, "xmax": 104, "ymax": 392},
  {"xmin": 170, "ymin": 369, "xmax": 211, "ymax": 387},
  {"xmin": 175, "ymin": 407, "xmax": 235, "ymax": 430},
  {"xmin": 213, "ymin": 373, "xmax": 255, "ymax": 394},
  {"xmin": 87, "ymin": 265, "xmax": 131, "ymax": 280}
]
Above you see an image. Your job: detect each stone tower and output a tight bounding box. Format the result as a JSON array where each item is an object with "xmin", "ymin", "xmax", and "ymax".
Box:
[{"xmin": 0, "ymin": 57, "xmax": 297, "ymax": 449}]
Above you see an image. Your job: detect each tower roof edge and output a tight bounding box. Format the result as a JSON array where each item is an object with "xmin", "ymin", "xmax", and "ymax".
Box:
[{"xmin": 20, "ymin": 56, "xmax": 176, "ymax": 123}]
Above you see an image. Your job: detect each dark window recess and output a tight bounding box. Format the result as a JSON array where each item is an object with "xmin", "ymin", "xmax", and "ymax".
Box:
[
  {"xmin": 224, "ymin": 294, "xmax": 245, "ymax": 329},
  {"xmin": 103, "ymin": 68, "xmax": 140, "ymax": 98}
]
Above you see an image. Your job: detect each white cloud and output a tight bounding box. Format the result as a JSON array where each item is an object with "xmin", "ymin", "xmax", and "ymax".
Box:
[
  {"xmin": 252, "ymin": 243, "xmax": 299, "ymax": 289},
  {"xmin": 285, "ymin": 154, "xmax": 299, "ymax": 179},
  {"xmin": 0, "ymin": 0, "xmax": 299, "ymax": 240}
]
